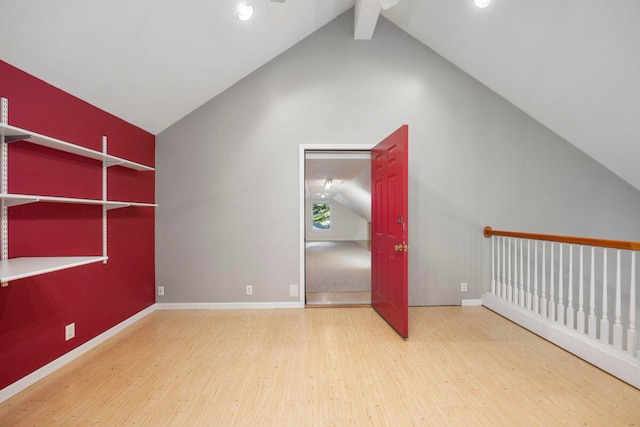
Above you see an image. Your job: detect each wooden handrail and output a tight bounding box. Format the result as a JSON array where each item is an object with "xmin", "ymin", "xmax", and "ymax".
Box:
[{"xmin": 483, "ymin": 226, "xmax": 640, "ymax": 251}]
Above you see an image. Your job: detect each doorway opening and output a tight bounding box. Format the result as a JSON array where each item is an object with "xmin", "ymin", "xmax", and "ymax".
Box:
[{"xmin": 302, "ymin": 148, "xmax": 372, "ymax": 306}]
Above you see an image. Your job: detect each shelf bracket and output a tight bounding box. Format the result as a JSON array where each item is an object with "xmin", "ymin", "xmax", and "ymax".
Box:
[
  {"xmin": 3, "ymin": 134, "xmax": 31, "ymax": 144},
  {"xmin": 105, "ymin": 203, "xmax": 130, "ymax": 210},
  {"xmin": 3, "ymin": 197, "xmax": 40, "ymax": 207},
  {"xmin": 104, "ymin": 159, "xmax": 125, "ymax": 168}
]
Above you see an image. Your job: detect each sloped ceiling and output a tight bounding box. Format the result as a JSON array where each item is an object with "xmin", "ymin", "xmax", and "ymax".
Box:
[
  {"xmin": 383, "ymin": 0, "xmax": 640, "ymax": 192},
  {"xmin": 0, "ymin": 0, "xmax": 353, "ymax": 134},
  {"xmin": 306, "ymin": 157, "xmax": 370, "ymax": 200},
  {"xmin": 1, "ymin": 0, "xmax": 638, "ymax": 189}
]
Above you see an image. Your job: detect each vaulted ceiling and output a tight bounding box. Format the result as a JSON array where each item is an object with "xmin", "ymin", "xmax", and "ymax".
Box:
[{"xmin": 1, "ymin": 0, "xmax": 638, "ymax": 190}]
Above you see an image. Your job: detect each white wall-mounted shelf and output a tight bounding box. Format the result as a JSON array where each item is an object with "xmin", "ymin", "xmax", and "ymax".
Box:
[
  {"xmin": 0, "ymin": 96, "xmax": 156, "ymax": 286},
  {"xmin": 0, "ymin": 256, "xmax": 108, "ymax": 282},
  {"xmin": 0, "ymin": 193, "xmax": 158, "ymax": 210},
  {"xmin": 0, "ymin": 122, "xmax": 154, "ymax": 171}
]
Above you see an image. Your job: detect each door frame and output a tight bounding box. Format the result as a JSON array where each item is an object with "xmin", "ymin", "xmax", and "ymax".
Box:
[{"xmin": 298, "ymin": 143, "xmax": 375, "ymax": 307}]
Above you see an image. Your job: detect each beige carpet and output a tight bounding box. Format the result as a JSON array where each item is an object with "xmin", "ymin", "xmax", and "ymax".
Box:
[{"xmin": 305, "ymin": 241, "xmax": 371, "ymax": 293}]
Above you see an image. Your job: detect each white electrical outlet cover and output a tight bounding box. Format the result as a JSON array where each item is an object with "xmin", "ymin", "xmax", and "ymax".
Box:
[{"xmin": 65, "ymin": 323, "xmax": 75, "ymax": 341}]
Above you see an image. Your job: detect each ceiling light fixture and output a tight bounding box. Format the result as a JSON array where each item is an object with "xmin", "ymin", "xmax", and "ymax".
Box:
[
  {"xmin": 324, "ymin": 179, "xmax": 333, "ymax": 190},
  {"xmin": 474, "ymin": 0, "xmax": 491, "ymax": 8},
  {"xmin": 238, "ymin": 2, "xmax": 254, "ymax": 21}
]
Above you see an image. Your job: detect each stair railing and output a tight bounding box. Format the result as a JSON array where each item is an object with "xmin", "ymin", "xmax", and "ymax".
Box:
[{"xmin": 483, "ymin": 226, "xmax": 639, "ymax": 360}]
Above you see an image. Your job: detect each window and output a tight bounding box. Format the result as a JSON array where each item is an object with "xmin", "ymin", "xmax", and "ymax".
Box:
[{"xmin": 312, "ymin": 203, "xmax": 331, "ymax": 230}]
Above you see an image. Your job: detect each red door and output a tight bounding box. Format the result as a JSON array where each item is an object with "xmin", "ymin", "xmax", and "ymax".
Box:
[{"xmin": 371, "ymin": 125, "xmax": 409, "ymax": 338}]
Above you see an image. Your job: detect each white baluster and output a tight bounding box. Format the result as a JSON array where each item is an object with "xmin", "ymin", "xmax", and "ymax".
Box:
[
  {"xmin": 519, "ymin": 239, "xmax": 525, "ymax": 307},
  {"xmin": 600, "ymin": 249, "xmax": 609, "ymax": 345},
  {"xmin": 507, "ymin": 237, "xmax": 512, "ymax": 302},
  {"xmin": 612, "ymin": 249, "xmax": 622, "ymax": 350},
  {"xmin": 491, "ymin": 236, "xmax": 496, "ymax": 295},
  {"xmin": 533, "ymin": 240, "xmax": 539, "ymax": 314},
  {"xmin": 500, "ymin": 236, "xmax": 507, "ymax": 298},
  {"xmin": 549, "ymin": 242, "xmax": 556, "ymax": 322},
  {"xmin": 588, "ymin": 247, "xmax": 597, "ymax": 340},
  {"xmin": 496, "ymin": 236, "xmax": 501, "ymax": 297},
  {"xmin": 526, "ymin": 240, "xmax": 532, "ymax": 311},
  {"xmin": 557, "ymin": 243, "xmax": 565, "ymax": 326},
  {"xmin": 541, "ymin": 241, "xmax": 547, "ymax": 318},
  {"xmin": 513, "ymin": 238, "xmax": 518, "ymax": 304},
  {"xmin": 577, "ymin": 246, "xmax": 585, "ymax": 334},
  {"xmin": 628, "ymin": 252, "xmax": 638, "ymax": 358},
  {"xmin": 567, "ymin": 245, "xmax": 574, "ymax": 330}
]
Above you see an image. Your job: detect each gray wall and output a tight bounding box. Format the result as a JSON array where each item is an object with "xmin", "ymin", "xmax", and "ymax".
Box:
[{"xmin": 156, "ymin": 10, "xmax": 640, "ymax": 305}]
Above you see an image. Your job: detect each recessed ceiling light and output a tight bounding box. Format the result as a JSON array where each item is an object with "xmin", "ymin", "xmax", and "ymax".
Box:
[
  {"xmin": 474, "ymin": 0, "xmax": 491, "ymax": 8},
  {"xmin": 238, "ymin": 3, "xmax": 254, "ymax": 21}
]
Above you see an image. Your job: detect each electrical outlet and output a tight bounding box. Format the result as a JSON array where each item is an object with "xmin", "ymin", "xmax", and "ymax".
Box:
[
  {"xmin": 290, "ymin": 284, "xmax": 299, "ymax": 297},
  {"xmin": 461, "ymin": 282, "xmax": 468, "ymax": 292},
  {"xmin": 246, "ymin": 285, "xmax": 253, "ymax": 296},
  {"xmin": 65, "ymin": 323, "xmax": 75, "ymax": 341},
  {"xmin": 157, "ymin": 286, "xmax": 164, "ymax": 296}
]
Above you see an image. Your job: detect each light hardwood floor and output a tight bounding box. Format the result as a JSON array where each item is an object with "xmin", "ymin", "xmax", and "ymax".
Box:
[{"xmin": 1, "ymin": 306, "xmax": 639, "ymax": 426}]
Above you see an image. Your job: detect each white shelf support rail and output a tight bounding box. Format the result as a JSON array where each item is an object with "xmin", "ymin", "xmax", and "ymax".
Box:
[
  {"xmin": 1, "ymin": 97, "xmax": 8, "ymax": 287},
  {"xmin": 102, "ymin": 136, "xmax": 108, "ymax": 264}
]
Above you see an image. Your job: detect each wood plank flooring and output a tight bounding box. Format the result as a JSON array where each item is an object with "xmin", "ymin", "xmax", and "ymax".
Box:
[{"xmin": 1, "ymin": 306, "xmax": 639, "ymax": 426}]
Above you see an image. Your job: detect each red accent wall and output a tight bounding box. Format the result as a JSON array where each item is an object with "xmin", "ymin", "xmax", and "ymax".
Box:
[{"xmin": 0, "ymin": 60, "xmax": 155, "ymax": 389}]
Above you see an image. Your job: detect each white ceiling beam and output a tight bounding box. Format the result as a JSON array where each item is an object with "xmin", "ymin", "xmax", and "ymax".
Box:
[
  {"xmin": 354, "ymin": 0, "xmax": 381, "ymax": 40},
  {"xmin": 380, "ymin": 0, "xmax": 401, "ymax": 10},
  {"xmin": 354, "ymin": 0, "xmax": 401, "ymax": 40}
]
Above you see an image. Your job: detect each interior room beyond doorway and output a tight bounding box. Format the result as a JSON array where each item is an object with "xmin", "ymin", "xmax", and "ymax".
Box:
[{"xmin": 304, "ymin": 150, "xmax": 371, "ymax": 305}]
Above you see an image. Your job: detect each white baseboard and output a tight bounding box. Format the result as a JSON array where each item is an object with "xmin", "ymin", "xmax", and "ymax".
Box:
[
  {"xmin": 0, "ymin": 304, "xmax": 156, "ymax": 404},
  {"xmin": 155, "ymin": 302, "xmax": 303, "ymax": 310},
  {"xmin": 482, "ymin": 292, "xmax": 640, "ymax": 390},
  {"xmin": 461, "ymin": 298, "xmax": 482, "ymax": 306}
]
